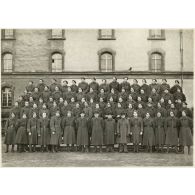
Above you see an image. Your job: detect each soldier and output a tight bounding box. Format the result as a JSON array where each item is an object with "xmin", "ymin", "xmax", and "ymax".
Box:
[
  {"xmin": 76, "ymin": 88, "xmax": 86, "ymax": 102},
  {"xmin": 89, "ymin": 77, "xmax": 99, "ymax": 92},
  {"xmin": 150, "ymin": 88, "xmax": 160, "ymax": 103},
  {"xmin": 129, "ymin": 87, "xmax": 137, "ymax": 102},
  {"xmin": 37, "ymin": 79, "xmax": 46, "ymax": 93},
  {"xmin": 170, "ymin": 80, "xmax": 183, "ymax": 94},
  {"xmin": 160, "ymin": 79, "xmax": 170, "ymax": 94},
  {"xmin": 98, "ymin": 88, "xmax": 107, "ymax": 102},
  {"xmin": 165, "ymin": 111, "xmax": 179, "ymax": 153},
  {"xmin": 87, "ymin": 87, "xmax": 98, "ymax": 102},
  {"xmin": 29, "ymin": 96, "xmax": 35, "ymax": 108},
  {"xmin": 25, "ymin": 81, "xmax": 35, "ymax": 94},
  {"xmin": 137, "ymin": 103, "xmax": 146, "ymax": 119},
  {"xmin": 78, "ymin": 77, "xmax": 89, "ymax": 93},
  {"xmin": 126, "ymin": 94, "xmax": 136, "ymax": 109},
  {"xmin": 154, "ymin": 112, "xmax": 165, "ymax": 152},
  {"xmin": 61, "ymin": 100, "xmax": 70, "ymax": 117},
  {"xmin": 4, "ymin": 112, "xmax": 17, "ymax": 153},
  {"xmin": 136, "ymin": 96, "xmax": 146, "ymax": 109},
  {"xmin": 42, "ymin": 86, "xmax": 51, "ymax": 103},
  {"xmin": 69, "ymin": 97, "xmax": 77, "ymax": 110},
  {"xmin": 47, "ymin": 97, "xmax": 54, "ymax": 110},
  {"xmin": 140, "ymin": 89, "xmax": 148, "ymax": 103},
  {"xmin": 117, "ymin": 112, "xmax": 130, "ymax": 153},
  {"xmin": 64, "ymin": 86, "xmax": 76, "ymax": 103},
  {"xmin": 180, "ymin": 102, "xmax": 192, "ymax": 118},
  {"xmin": 76, "ymin": 112, "xmax": 90, "ymax": 152},
  {"xmin": 162, "ymin": 89, "xmax": 174, "ymax": 104},
  {"xmin": 115, "ymin": 103, "xmax": 125, "ymax": 121},
  {"xmin": 107, "ymin": 88, "xmax": 118, "ymax": 103},
  {"xmin": 29, "ymin": 103, "xmax": 39, "ymax": 118},
  {"xmin": 18, "ymin": 96, "xmax": 25, "ymax": 108},
  {"xmin": 131, "ymin": 79, "xmax": 140, "ymax": 94},
  {"xmin": 22, "ymin": 89, "xmax": 30, "ymax": 102},
  {"xmin": 155, "ymin": 102, "xmax": 167, "ymax": 117},
  {"xmin": 145, "ymin": 102, "xmax": 156, "ymax": 118},
  {"xmin": 126, "ymin": 103, "xmax": 135, "ymax": 119},
  {"xmin": 93, "ymin": 103, "xmax": 103, "ymax": 117},
  {"xmin": 10, "ymin": 101, "xmax": 21, "ymax": 119},
  {"xmin": 70, "ymin": 80, "xmax": 78, "ymax": 93},
  {"xmin": 129, "ymin": 111, "xmax": 143, "ymax": 153},
  {"xmin": 83, "ymin": 102, "xmax": 93, "ymax": 119},
  {"xmin": 62, "ymin": 111, "xmax": 76, "ymax": 152},
  {"xmin": 73, "ymin": 103, "xmax": 82, "ymax": 118},
  {"xmin": 167, "ymin": 103, "xmax": 178, "ymax": 118},
  {"xmin": 58, "ymin": 97, "xmax": 64, "ymax": 108},
  {"xmin": 32, "ymin": 87, "xmax": 40, "ymax": 103},
  {"xmin": 118, "ymin": 96, "xmax": 126, "ymax": 109},
  {"xmin": 27, "ymin": 112, "xmax": 39, "ymax": 152},
  {"xmin": 109, "ymin": 76, "xmax": 120, "ymax": 92},
  {"xmin": 143, "ymin": 112, "xmax": 155, "ymax": 153},
  {"xmin": 49, "ymin": 101, "xmax": 60, "ymax": 117},
  {"xmin": 52, "ymin": 86, "xmax": 62, "ymax": 102},
  {"xmin": 118, "ymin": 87, "xmax": 129, "ymax": 101},
  {"xmin": 20, "ymin": 101, "xmax": 31, "ymax": 118},
  {"xmin": 140, "ymin": 79, "xmax": 149, "ymax": 95},
  {"xmin": 37, "ymin": 112, "xmax": 50, "ymax": 152},
  {"xmin": 99, "ymin": 79, "xmax": 110, "ymax": 93},
  {"xmin": 179, "ymin": 110, "xmax": 193, "ymax": 154},
  {"xmin": 50, "ymin": 78, "xmax": 60, "ymax": 93},
  {"xmin": 39, "ymin": 103, "xmax": 50, "ymax": 118},
  {"xmin": 37, "ymin": 97, "xmax": 44, "ymax": 110},
  {"xmin": 15, "ymin": 113, "xmax": 28, "ymax": 153},
  {"xmin": 119, "ymin": 77, "xmax": 131, "ymax": 92},
  {"xmin": 104, "ymin": 102, "xmax": 115, "ymax": 119},
  {"xmin": 159, "ymin": 97, "xmax": 166, "ymax": 108},
  {"xmin": 50, "ymin": 111, "xmax": 62, "ymax": 153},
  {"xmin": 173, "ymin": 88, "xmax": 186, "ymax": 102},
  {"xmin": 104, "ymin": 114, "xmax": 116, "ymax": 152},
  {"xmin": 91, "ymin": 112, "xmax": 104, "ymax": 152},
  {"xmin": 60, "ymin": 80, "xmax": 68, "ymax": 94}
]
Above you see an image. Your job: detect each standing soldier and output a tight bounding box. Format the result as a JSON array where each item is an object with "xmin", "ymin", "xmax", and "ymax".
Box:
[
  {"xmin": 70, "ymin": 80, "xmax": 78, "ymax": 93},
  {"xmin": 170, "ymin": 80, "xmax": 183, "ymax": 94},
  {"xmin": 76, "ymin": 112, "xmax": 90, "ymax": 152},
  {"xmin": 78, "ymin": 77, "xmax": 89, "ymax": 94},
  {"xmin": 28, "ymin": 96, "xmax": 34, "ymax": 107},
  {"xmin": 119, "ymin": 77, "xmax": 131, "ymax": 92},
  {"xmin": 91, "ymin": 112, "xmax": 104, "ymax": 152},
  {"xmin": 140, "ymin": 79, "xmax": 149, "ymax": 95},
  {"xmin": 39, "ymin": 103, "xmax": 50, "ymax": 119},
  {"xmin": 99, "ymin": 79, "xmax": 110, "ymax": 93},
  {"xmin": 143, "ymin": 112, "xmax": 155, "ymax": 153},
  {"xmin": 10, "ymin": 101, "xmax": 21, "ymax": 119},
  {"xmin": 42, "ymin": 86, "xmax": 51, "ymax": 103},
  {"xmin": 76, "ymin": 88, "xmax": 86, "ymax": 102},
  {"xmin": 50, "ymin": 111, "xmax": 62, "ymax": 153},
  {"xmin": 160, "ymin": 79, "xmax": 170, "ymax": 95},
  {"xmin": 15, "ymin": 113, "xmax": 28, "ymax": 153},
  {"xmin": 140, "ymin": 89, "xmax": 148, "ymax": 103},
  {"xmin": 49, "ymin": 101, "xmax": 60, "ymax": 117},
  {"xmin": 37, "ymin": 79, "xmax": 46, "ymax": 93},
  {"xmin": 129, "ymin": 111, "xmax": 143, "ymax": 153},
  {"xmin": 165, "ymin": 111, "xmax": 179, "ymax": 153},
  {"xmin": 32, "ymin": 87, "xmax": 41, "ymax": 103},
  {"xmin": 64, "ymin": 86, "xmax": 76, "ymax": 103},
  {"xmin": 4, "ymin": 112, "xmax": 17, "ymax": 153},
  {"xmin": 62, "ymin": 111, "xmax": 76, "ymax": 152},
  {"xmin": 131, "ymin": 79, "xmax": 140, "ymax": 94},
  {"xmin": 179, "ymin": 111, "xmax": 193, "ymax": 154},
  {"xmin": 173, "ymin": 88, "xmax": 186, "ymax": 103},
  {"xmin": 27, "ymin": 112, "xmax": 38, "ymax": 152},
  {"xmin": 60, "ymin": 80, "xmax": 68, "ymax": 94},
  {"xmin": 52, "ymin": 86, "xmax": 62, "ymax": 103},
  {"xmin": 25, "ymin": 81, "xmax": 35, "ymax": 95},
  {"xmin": 154, "ymin": 112, "xmax": 165, "ymax": 152},
  {"xmin": 83, "ymin": 102, "xmax": 93, "ymax": 119},
  {"xmin": 50, "ymin": 78, "xmax": 60, "ymax": 93},
  {"xmin": 38, "ymin": 112, "xmax": 50, "ymax": 152},
  {"xmin": 20, "ymin": 101, "xmax": 31, "ymax": 119},
  {"xmin": 104, "ymin": 114, "xmax": 116, "ymax": 152},
  {"xmin": 155, "ymin": 102, "xmax": 167, "ymax": 118},
  {"xmin": 87, "ymin": 87, "xmax": 98, "ymax": 102},
  {"xmin": 149, "ymin": 79, "xmax": 160, "ymax": 94},
  {"xmin": 109, "ymin": 76, "xmax": 120, "ymax": 92},
  {"xmin": 107, "ymin": 88, "xmax": 118, "ymax": 103},
  {"xmin": 89, "ymin": 77, "xmax": 99, "ymax": 92}
]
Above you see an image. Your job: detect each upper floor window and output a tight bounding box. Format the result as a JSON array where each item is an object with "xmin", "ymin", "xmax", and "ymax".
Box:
[
  {"xmin": 150, "ymin": 52, "xmax": 163, "ymax": 72},
  {"xmin": 100, "ymin": 52, "xmax": 113, "ymax": 72},
  {"xmin": 98, "ymin": 29, "xmax": 115, "ymax": 40},
  {"xmin": 2, "ymin": 87, "xmax": 13, "ymax": 108},
  {"xmin": 50, "ymin": 29, "xmax": 65, "ymax": 39},
  {"xmin": 1, "ymin": 29, "xmax": 15, "ymax": 39},
  {"xmin": 148, "ymin": 29, "xmax": 165, "ymax": 40},
  {"xmin": 51, "ymin": 53, "xmax": 63, "ymax": 72},
  {"xmin": 2, "ymin": 53, "xmax": 13, "ymax": 72}
]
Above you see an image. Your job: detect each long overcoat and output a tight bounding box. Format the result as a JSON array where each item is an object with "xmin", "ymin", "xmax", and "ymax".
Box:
[
  {"xmin": 154, "ymin": 117, "xmax": 165, "ymax": 145},
  {"xmin": 179, "ymin": 116, "xmax": 193, "ymax": 146},
  {"xmin": 27, "ymin": 117, "xmax": 38, "ymax": 145},
  {"xmin": 104, "ymin": 118, "xmax": 116, "ymax": 145},
  {"xmin": 15, "ymin": 118, "xmax": 28, "ymax": 144},
  {"xmin": 50, "ymin": 116, "xmax": 62, "ymax": 145},
  {"xmin": 143, "ymin": 117, "xmax": 155, "ymax": 146},
  {"xmin": 117, "ymin": 118, "xmax": 130, "ymax": 144}
]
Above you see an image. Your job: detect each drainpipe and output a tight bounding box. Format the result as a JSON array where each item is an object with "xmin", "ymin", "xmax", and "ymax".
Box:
[{"xmin": 180, "ymin": 30, "xmax": 184, "ymax": 88}]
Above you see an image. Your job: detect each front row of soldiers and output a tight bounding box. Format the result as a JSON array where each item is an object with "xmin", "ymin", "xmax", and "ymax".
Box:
[{"xmin": 4, "ymin": 109, "xmax": 193, "ymax": 154}]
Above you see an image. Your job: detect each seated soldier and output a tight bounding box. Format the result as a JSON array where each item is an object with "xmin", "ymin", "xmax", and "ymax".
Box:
[
  {"xmin": 118, "ymin": 87, "xmax": 129, "ymax": 101},
  {"xmin": 60, "ymin": 80, "xmax": 68, "ymax": 94},
  {"xmin": 76, "ymin": 88, "xmax": 86, "ymax": 102},
  {"xmin": 87, "ymin": 87, "xmax": 98, "ymax": 102},
  {"xmin": 32, "ymin": 87, "xmax": 41, "ymax": 103},
  {"xmin": 52, "ymin": 86, "xmax": 62, "ymax": 103},
  {"xmin": 98, "ymin": 88, "xmax": 107, "ymax": 102},
  {"xmin": 47, "ymin": 97, "xmax": 54, "ymax": 110},
  {"xmin": 64, "ymin": 86, "xmax": 76, "ymax": 103},
  {"xmin": 162, "ymin": 89, "xmax": 174, "ymax": 105}
]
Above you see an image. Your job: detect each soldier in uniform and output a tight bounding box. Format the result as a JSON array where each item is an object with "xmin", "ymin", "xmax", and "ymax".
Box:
[
  {"xmin": 20, "ymin": 101, "xmax": 31, "ymax": 119},
  {"xmin": 131, "ymin": 79, "xmax": 140, "ymax": 94},
  {"xmin": 32, "ymin": 87, "xmax": 41, "ymax": 103},
  {"xmin": 119, "ymin": 77, "xmax": 131, "ymax": 92},
  {"xmin": 160, "ymin": 79, "xmax": 170, "ymax": 94},
  {"xmin": 104, "ymin": 114, "xmax": 116, "ymax": 152},
  {"xmin": 149, "ymin": 79, "xmax": 160, "ymax": 94},
  {"xmin": 109, "ymin": 76, "xmax": 120, "ymax": 92},
  {"xmin": 64, "ymin": 86, "xmax": 76, "ymax": 103},
  {"xmin": 118, "ymin": 87, "xmax": 129, "ymax": 102},
  {"xmin": 165, "ymin": 111, "xmax": 179, "ymax": 153},
  {"xmin": 60, "ymin": 80, "xmax": 68, "ymax": 95},
  {"xmin": 37, "ymin": 79, "xmax": 46, "ymax": 93},
  {"xmin": 10, "ymin": 101, "xmax": 21, "ymax": 119},
  {"xmin": 107, "ymin": 88, "xmax": 118, "ymax": 103},
  {"xmin": 89, "ymin": 77, "xmax": 99, "ymax": 92},
  {"xmin": 39, "ymin": 103, "xmax": 50, "ymax": 118},
  {"xmin": 49, "ymin": 101, "xmax": 60, "ymax": 117},
  {"xmin": 154, "ymin": 112, "xmax": 165, "ymax": 152},
  {"xmin": 29, "ymin": 103, "xmax": 39, "ymax": 118},
  {"xmin": 99, "ymin": 79, "xmax": 110, "ymax": 93},
  {"xmin": 70, "ymin": 80, "xmax": 78, "ymax": 93},
  {"xmin": 47, "ymin": 97, "xmax": 54, "ymax": 110},
  {"xmin": 42, "ymin": 86, "xmax": 51, "ymax": 103},
  {"xmin": 50, "ymin": 111, "xmax": 62, "ymax": 152},
  {"xmin": 25, "ymin": 81, "xmax": 35, "ymax": 95},
  {"xmin": 87, "ymin": 87, "xmax": 98, "ymax": 102},
  {"xmin": 129, "ymin": 111, "xmax": 143, "ymax": 153},
  {"xmin": 50, "ymin": 78, "xmax": 60, "ymax": 93},
  {"xmin": 173, "ymin": 88, "xmax": 186, "ymax": 102},
  {"xmin": 91, "ymin": 112, "xmax": 104, "ymax": 152},
  {"xmin": 117, "ymin": 112, "xmax": 130, "ymax": 153},
  {"xmin": 52, "ymin": 86, "xmax": 62, "ymax": 102},
  {"xmin": 4, "ymin": 112, "xmax": 17, "ymax": 153},
  {"xmin": 78, "ymin": 77, "xmax": 89, "ymax": 94},
  {"xmin": 140, "ymin": 79, "xmax": 149, "ymax": 95},
  {"xmin": 83, "ymin": 102, "xmax": 93, "ymax": 119},
  {"xmin": 140, "ymin": 89, "xmax": 148, "ymax": 103},
  {"xmin": 76, "ymin": 88, "xmax": 86, "ymax": 102},
  {"xmin": 170, "ymin": 80, "xmax": 183, "ymax": 94},
  {"xmin": 143, "ymin": 112, "xmax": 155, "ymax": 153},
  {"xmin": 27, "ymin": 112, "xmax": 39, "ymax": 152},
  {"xmin": 98, "ymin": 88, "xmax": 107, "ymax": 102},
  {"xmin": 37, "ymin": 112, "xmax": 50, "ymax": 152}
]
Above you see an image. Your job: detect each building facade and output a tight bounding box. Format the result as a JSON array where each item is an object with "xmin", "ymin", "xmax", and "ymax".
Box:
[{"xmin": 1, "ymin": 29, "xmax": 194, "ymax": 123}]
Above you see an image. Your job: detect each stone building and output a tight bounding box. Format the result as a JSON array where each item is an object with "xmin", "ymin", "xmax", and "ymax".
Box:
[{"xmin": 1, "ymin": 29, "xmax": 194, "ymax": 125}]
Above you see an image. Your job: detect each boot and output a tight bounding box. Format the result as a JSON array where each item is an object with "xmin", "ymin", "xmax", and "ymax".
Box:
[
  {"xmin": 133, "ymin": 144, "xmax": 136, "ymax": 153},
  {"xmin": 110, "ymin": 145, "xmax": 114, "ymax": 152},
  {"xmin": 81, "ymin": 146, "xmax": 85, "ymax": 152},
  {"xmin": 67, "ymin": 146, "xmax": 70, "ymax": 152},
  {"xmin": 181, "ymin": 146, "xmax": 184, "ymax": 154},
  {"xmin": 29, "ymin": 145, "xmax": 32, "ymax": 152},
  {"xmin": 99, "ymin": 146, "xmax": 103, "ymax": 153},
  {"xmin": 150, "ymin": 146, "xmax": 152, "ymax": 153},
  {"xmin": 33, "ymin": 145, "xmax": 36, "ymax": 152},
  {"xmin": 46, "ymin": 146, "xmax": 49, "ymax": 152},
  {"xmin": 5, "ymin": 145, "xmax": 9, "ymax": 153},
  {"xmin": 119, "ymin": 144, "xmax": 123, "ymax": 153},
  {"xmin": 136, "ymin": 144, "xmax": 139, "ymax": 153},
  {"xmin": 175, "ymin": 146, "xmax": 178, "ymax": 154},
  {"xmin": 106, "ymin": 146, "xmax": 109, "ymax": 152},
  {"xmin": 11, "ymin": 145, "xmax": 14, "ymax": 152},
  {"xmin": 51, "ymin": 145, "xmax": 55, "ymax": 153},
  {"xmin": 55, "ymin": 146, "xmax": 58, "ymax": 152},
  {"xmin": 71, "ymin": 145, "xmax": 75, "ymax": 152},
  {"xmin": 94, "ymin": 146, "xmax": 97, "ymax": 153},
  {"xmin": 41, "ymin": 145, "xmax": 44, "ymax": 152},
  {"xmin": 188, "ymin": 146, "xmax": 191, "ymax": 155},
  {"xmin": 19, "ymin": 145, "xmax": 23, "ymax": 153},
  {"xmin": 124, "ymin": 144, "xmax": 128, "ymax": 153},
  {"xmin": 167, "ymin": 146, "xmax": 170, "ymax": 153},
  {"xmin": 85, "ymin": 146, "xmax": 89, "ymax": 153}
]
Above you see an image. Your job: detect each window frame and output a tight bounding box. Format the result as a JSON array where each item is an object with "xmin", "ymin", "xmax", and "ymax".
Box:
[
  {"xmin": 148, "ymin": 29, "xmax": 165, "ymax": 40},
  {"xmin": 1, "ymin": 52, "xmax": 14, "ymax": 73},
  {"xmin": 1, "ymin": 86, "xmax": 14, "ymax": 108},
  {"xmin": 50, "ymin": 51, "xmax": 65, "ymax": 72},
  {"xmin": 49, "ymin": 29, "xmax": 66, "ymax": 40},
  {"xmin": 1, "ymin": 29, "xmax": 15, "ymax": 40},
  {"xmin": 98, "ymin": 29, "xmax": 116, "ymax": 40}
]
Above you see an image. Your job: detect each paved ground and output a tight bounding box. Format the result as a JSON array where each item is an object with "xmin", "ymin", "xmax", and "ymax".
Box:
[{"xmin": 1, "ymin": 144, "xmax": 193, "ymax": 167}]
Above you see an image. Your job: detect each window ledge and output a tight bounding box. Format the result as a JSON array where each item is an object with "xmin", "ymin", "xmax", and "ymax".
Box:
[
  {"xmin": 1, "ymin": 38, "xmax": 16, "ymax": 40},
  {"xmin": 48, "ymin": 38, "xmax": 66, "ymax": 40},
  {"xmin": 147, "ymin": 37, "xmax": 166, "ymax": 40},
  {"xmin": 98, "ymin": 38, "xmax": 116, "ymax": 40}
]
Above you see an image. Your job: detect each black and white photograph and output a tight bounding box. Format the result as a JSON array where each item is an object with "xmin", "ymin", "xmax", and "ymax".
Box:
[{"xmin": 1, "ymin": 28, "xmax": 193, "ymax": 167}]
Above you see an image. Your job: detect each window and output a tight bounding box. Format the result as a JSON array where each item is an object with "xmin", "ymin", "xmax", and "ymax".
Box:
[
  {"xmin": 2, "ymin": 53, "xmax": 13, "ymax": 72},
  {"xmin": 100, "ymin": 52, "xmax": 113, "ymax": 72},
  {"xmin": 51, "ymin": 53, "xmax": 63, "ymax": 72},
  {"xmin": 148, "ymin": 29, "xmax": 165, "ymax": 40},
  {"xmin": 151, "ymin": 53, "xmax": 163, "ymax": 72},
  {"xmin": 51, "ymin": 29, "xmax": 65, "ymax": 39},
  {"xmin": 2, "ymin": 87, "xmax": 13, "ymax": 107},
  {"xmin": 2, "ymin": 29, "xmax": 14, "ymax": 39},
  {"xmin": 98, "ymin": 29, "xmax": 115, "ymax": 40}
]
